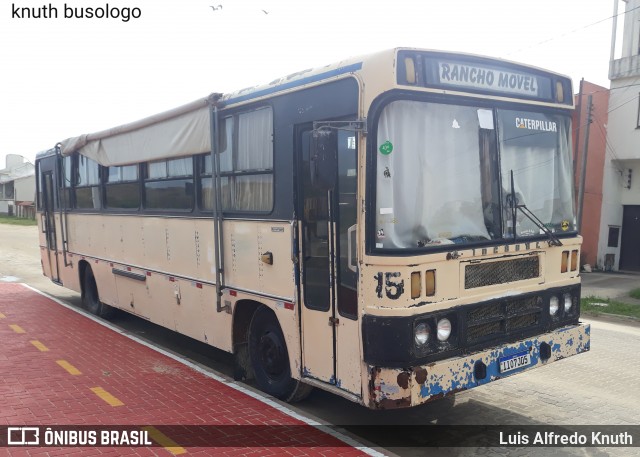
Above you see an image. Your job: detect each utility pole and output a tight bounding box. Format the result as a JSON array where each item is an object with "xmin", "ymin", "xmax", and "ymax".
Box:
[
  {"xmin": 577, "ymin": 94, "xmax": 593, "ymax": 232},
  {"xmin": 573, "ymin": 78, "xmax": 584, "ymax": 185}
]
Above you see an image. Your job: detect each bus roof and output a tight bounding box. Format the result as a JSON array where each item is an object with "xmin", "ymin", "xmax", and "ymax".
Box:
[{"xmin": 52, "ymin": 47, "xmax": 571, "ymax": 166}]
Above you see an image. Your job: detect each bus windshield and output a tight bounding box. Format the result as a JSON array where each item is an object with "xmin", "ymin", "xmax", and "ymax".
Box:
[
  {"xmin": 374, "ymin": 100, "xmax": 576, "ymax": 250},
  {"xmin": 497, "ymin": 109, "xmax": 575, "ymax": 239}
]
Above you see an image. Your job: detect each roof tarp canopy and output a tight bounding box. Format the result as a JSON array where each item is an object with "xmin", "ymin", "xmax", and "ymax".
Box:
[{"xmin": 58, "ymin": 97, "xmax": 216, "ymax": 167}]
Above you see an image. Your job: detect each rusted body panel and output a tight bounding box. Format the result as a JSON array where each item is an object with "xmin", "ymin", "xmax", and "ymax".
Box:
[{"xmin": 367, "ymin": 323, "xmax": 590, "ymax": 409}]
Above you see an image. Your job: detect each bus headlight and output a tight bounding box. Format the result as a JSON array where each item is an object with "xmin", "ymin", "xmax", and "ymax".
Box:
[
  {"xmin": 549, "ymin": 296, "xmax": 559, "ymax": 316},
  {"xmin": 437, "ymin": 318, "xmax": 452, "ymax": 342},
  {"xmin": 414, "ymin": 322, "xmax": 430, "ymax": 346},
  {"xmin": 563, "ymin": 293, "xmax": 573, "ymax": 312}
]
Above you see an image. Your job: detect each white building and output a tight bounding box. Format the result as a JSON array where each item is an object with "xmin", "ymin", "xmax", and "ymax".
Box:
[
  {"xmin": 0, "ymin": 154, "xmax": 35, "ymax": 217},
  {"xmin": 600, "ymin": 0, "xmax": 640, "ymax": 271}
]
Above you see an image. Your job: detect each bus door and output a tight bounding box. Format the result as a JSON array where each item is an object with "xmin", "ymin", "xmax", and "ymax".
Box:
[
  {"xmin": 40, "ymin": 168, "xmax": 61, "ymax": 283},
  {"xmin": 298, "ymin": 125, "xmax": 360, "ymax": 394}
]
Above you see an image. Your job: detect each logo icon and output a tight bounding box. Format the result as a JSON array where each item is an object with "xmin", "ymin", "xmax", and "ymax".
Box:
[{"xmin": 7, "ymin": 427, "xmax": 40, "ymax": 445}]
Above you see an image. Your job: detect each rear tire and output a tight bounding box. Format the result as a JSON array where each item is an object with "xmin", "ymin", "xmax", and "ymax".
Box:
[
  {"xmin": 82, "ymin": 267, "xmax": 114, "ymax": 318},
  {"xmin": 248, "ymin": 307, "xmax": 312, "ymax": 402}
]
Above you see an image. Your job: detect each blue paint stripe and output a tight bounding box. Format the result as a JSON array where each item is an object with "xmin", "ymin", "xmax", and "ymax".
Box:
[{"xmin": 225, "ymin": 62, "xmax": 363, "ymax": 105}]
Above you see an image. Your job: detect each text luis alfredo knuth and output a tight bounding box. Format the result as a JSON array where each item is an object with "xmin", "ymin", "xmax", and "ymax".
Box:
[{"xmin": 500, "ymin": 431, "xmax": 633, "ymax": 446}]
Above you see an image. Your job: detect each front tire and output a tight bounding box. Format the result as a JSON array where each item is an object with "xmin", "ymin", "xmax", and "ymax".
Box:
[{"xmin": 248, "ymin": 307, "xmax": 312, "ymax": 402}]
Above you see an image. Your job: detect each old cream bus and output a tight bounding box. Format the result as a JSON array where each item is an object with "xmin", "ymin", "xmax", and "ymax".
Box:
[{"xmin": 36, "ymin": 48, "xmax": 590, "ymax": 409}]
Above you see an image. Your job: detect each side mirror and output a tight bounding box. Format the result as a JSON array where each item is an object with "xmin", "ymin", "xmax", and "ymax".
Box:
[{"xmin": 310, "ymin": 129, "xmax": 337, "ymax": 190}]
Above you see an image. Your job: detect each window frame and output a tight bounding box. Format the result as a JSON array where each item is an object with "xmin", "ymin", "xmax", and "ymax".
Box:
[
  {"xmin": 143, "ymin": 157, "xmax": 195, "ymax": 212},
  {"xmin": 59, "ymin": 155, "xmax": 74, "ymax": 209},
  {"xmin": 103, "ymin": 164, "xmax": 141, "ymax": 211},
  {"xmin": 607, "ymin": 226, "xmax": 620, "ymax": 248},
  {"xmin": 73, "ymin": 154, "xmax": 102, "ymax": 210},
  {"xmin": 366, "ymin": 91, "xmax": 579, "ymax": 256},
  {"xmin": 199, "ymin": 106, "xmax": 275, "ymax": 214}
]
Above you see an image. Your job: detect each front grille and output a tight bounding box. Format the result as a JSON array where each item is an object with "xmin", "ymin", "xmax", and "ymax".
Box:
[
  {"xmin": 467, "ymin": 321, "xmax": 502, "ymax": 342},
  {"xmin": 465, "ymin": 256, "xmax": 540, "ymax": 289},
  {"xmin": 468, "ymin": 303, "xmax": 502, "ymax": 322},
  {"xmin": 466, "ymin": 296, "xmax": 542, "ymax": 344},
  {"xmin": 508, "ymin": 313, "xmax": 538, "ymax": 330}
]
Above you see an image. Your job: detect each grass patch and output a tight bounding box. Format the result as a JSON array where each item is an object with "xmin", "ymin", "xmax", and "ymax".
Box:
[
  {"xmin": 631, "ymin": 288, "xmax": 640, "ymax": 300},
  {"xmin": 0, "ymin": 215, "xmax": 37, "ymax": 226},
  {"xmin": 581, "ymin": 296, "xmax": 640, "ymax": 320}
]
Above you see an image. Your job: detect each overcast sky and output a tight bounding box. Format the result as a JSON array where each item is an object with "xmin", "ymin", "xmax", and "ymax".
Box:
[{"xmin": 0, "ymin": 0, "xmax": 621, "ymax": 167}]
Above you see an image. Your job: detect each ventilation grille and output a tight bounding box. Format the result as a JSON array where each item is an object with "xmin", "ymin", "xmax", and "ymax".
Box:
[
  {"xmin": 465, "ymin": 256, "xmax": 540, "ymax": 289},
  {"xmin": 466, "ymin": 296, "xmax": 542, "ymax": 344}
]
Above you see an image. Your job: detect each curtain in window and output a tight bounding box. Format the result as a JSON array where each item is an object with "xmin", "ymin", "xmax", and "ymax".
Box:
[
  {"xmin": 148, "ymin": 161, "xmax": 166, "ymax": 179},
  {"xmin": 236, "ymin": 108, "xmax": 273, "ymax": 171},
  {"xmin": 167, "ymin": 158, "xmax": 192, "ymax": 177},
  {"xmin": 109, "ymin": 165, "xmax": 138, "ymax": 182},
  {"xmin": 201, "ymin": 177, "xmax": 214, "ymax": 210},
  {"xmin": 234, "ymin": 175, "xmax": 273, "ymax": 211},
  {"xmin": 376, "ymin": 101, "xmax": 489, "ymax": 248},
  {"xmin": 499, "ymin": 111, "xmax": 574, "ymax": 235},
  {"xmin": 62, "ymin": 156, "xmax": 73, "ymax": 187},
  {"xmin": 90, "ymin": 187, "xmax": 101, "ymax": 208},
  {"xmin": 552, "ymin": 120, "xmax": 574, "ymax": 224},
  {"xmin": 199, "ymin": 109, "xmax": 273, "ymax": 212},
  {"xmin": 150, "ymin": 158, "xmax": 193, "ymax": 179},
  {"xmin": 121, "ymin": 165, "xmax": 138, "ymax": 181},
  {"xmin": 219, "ymin": 118, "xmax": 233, "ymax": 172},
  {"xmin": 78, "ymin": 156, "xmax": 100, "ymax": 186}
]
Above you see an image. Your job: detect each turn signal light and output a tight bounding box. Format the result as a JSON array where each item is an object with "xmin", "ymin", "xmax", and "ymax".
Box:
[
  {"xmin": 561, "ymin": 251, "xmax": 569, "ymax": 273},
  {"xmin": 571, "ymin": 250, "xmax": 578, "ymax": 271},
  {"xmin": 425, "ymin": 270, "xmax": 436, "ymax": 297},
  {"xmin": 411, "ymin": 271, "xmax": 421, "ymax": 299}
]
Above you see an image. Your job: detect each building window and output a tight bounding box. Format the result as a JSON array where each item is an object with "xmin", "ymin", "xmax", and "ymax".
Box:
[
  {"xmin": 105, "ymin": 164, "xmax": 140, "ymax": 209},
  {"xmin": 3, "ymin": 181, "xmax": 14, "ymax": 199},
  {"xmin": 199, "ymin": 107, "xmax": 274, "ymax": 212},
  {"xmin": 144, "ymin": 157, "xmax": 194, "ymax": 210},
  {"xmin": 75, "ymin": 155, "xmax": 101, "ymax": 209},
  {"xmin": 608, "ymin": 226, "xmax": 620, "ymax": 248}
]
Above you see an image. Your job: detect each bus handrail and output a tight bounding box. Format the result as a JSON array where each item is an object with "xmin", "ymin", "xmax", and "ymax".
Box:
[
  {"xmin": 209, "ymin": 97, "xmax": 229, "ymax": 313},
  {"xmin": 55, "ymin": 144, "xmax": 71, "ymax": 268}
]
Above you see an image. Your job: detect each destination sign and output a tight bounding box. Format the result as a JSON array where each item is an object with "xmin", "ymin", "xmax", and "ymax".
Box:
[{"xmin": 432, "ymin": 60, "xmax": 553, "ymax": 99}]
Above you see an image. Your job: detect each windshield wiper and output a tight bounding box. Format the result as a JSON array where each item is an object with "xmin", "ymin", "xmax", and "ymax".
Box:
[{"xmin": 509, "ymin": 170, "xmax": 563, "ymax": 247}]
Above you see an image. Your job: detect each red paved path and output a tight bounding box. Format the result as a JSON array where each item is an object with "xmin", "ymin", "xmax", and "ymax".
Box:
[{"xmin": 0, "ymin": 283, "xmax": 367, "ymax": 456}]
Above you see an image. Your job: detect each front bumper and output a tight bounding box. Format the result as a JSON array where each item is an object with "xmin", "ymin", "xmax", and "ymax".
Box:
[{"xmin": 367, "ymin": 322, "xmax": 590, "ymax": 409}]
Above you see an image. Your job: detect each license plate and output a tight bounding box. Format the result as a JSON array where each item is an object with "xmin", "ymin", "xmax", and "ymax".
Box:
[{"xmin": 499, "ymin": 350, "xmax": 531, "ymax": 373}]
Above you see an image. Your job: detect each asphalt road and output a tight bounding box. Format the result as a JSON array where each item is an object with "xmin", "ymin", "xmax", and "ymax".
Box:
[
  {"xmin": 581, "ymin": 270, "xmax": 640, "ymax": 305},
  {"xmin": 1, "ymin": 224, "xmax": 639, "ymax": 457}
]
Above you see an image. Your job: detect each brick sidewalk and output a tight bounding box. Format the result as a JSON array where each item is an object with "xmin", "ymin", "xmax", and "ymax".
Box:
[{"xmin": 0, "ymin": 283, "xmax": 370, "ymax": 456}]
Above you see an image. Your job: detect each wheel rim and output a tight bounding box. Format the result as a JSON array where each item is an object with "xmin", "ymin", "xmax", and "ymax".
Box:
[{"xmin": 259, "ymin": 330, "xmax": 286, "ymax": 378}]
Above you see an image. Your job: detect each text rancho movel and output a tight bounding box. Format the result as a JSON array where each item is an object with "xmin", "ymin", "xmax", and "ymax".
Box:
[{"xmin": 439, "ymin": 62, "xmax": 540, "ymax": 95}]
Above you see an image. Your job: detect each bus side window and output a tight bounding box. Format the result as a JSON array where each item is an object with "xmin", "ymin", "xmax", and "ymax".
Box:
[
  {"xmin": 75, "ymin": 155, "xmax": 101, "ymax": 210},
  {"xmin": 337, "ymin": 130, "xmax": 358, "ymax": 319},
  {"xmin": 144, "ymin": 157, "xmax": 194, "ymax": 211},
  {"xmin": 105, "ymin": 164, "xmax": 140, "ymax": 209},
  {"xmin": 199, "ymin": 109, "xmax": 274, "ymax": 213},
  {"xmin": 59, "ymin": 155, "xmax": 73, "ymax": 209}
]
